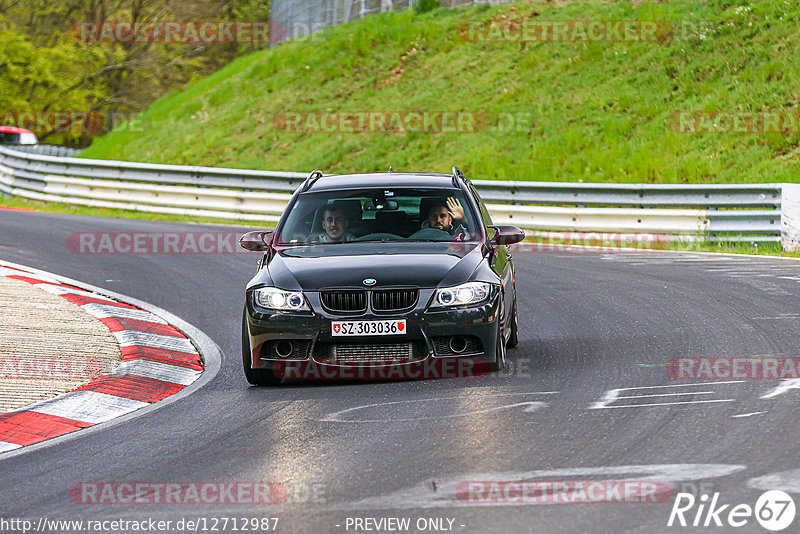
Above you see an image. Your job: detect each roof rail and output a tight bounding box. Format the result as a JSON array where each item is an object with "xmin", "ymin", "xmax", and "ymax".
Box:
[
  {"xmin": 451, "ymin": 166, "xmax": 466, "ymax": 187},
  {"xmin": 301, "ymin": 169, "xmax": 324, "ymax": 192}
]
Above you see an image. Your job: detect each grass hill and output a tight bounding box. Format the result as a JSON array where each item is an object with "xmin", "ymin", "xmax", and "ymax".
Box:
[{"xmin": 79, "ymin": 0, "xmax": 800, "ymax": 184}]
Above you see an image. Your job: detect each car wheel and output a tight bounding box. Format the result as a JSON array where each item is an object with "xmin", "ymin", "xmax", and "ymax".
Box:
[
  {"xmin": 242, "ymin": 306, "xmax": 282, "ymax": 386},
  {"xmin": 490, "ymin": 315, "xmax": 507, "ymax": 372},
  {"xmin": 506, "ymin": 298, "xmax": 519, "ymax": 349}
]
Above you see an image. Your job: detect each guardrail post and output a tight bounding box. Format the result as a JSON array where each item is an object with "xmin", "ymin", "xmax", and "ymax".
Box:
[{"xmin": 781, "ymin": 183, "xmax": 800, "ymax": 251}]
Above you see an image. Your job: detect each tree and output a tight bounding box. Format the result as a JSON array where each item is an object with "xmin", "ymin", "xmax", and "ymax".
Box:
[{"xmin": 0, "ymin": 1, "xmax": 272, "ymax": 146}]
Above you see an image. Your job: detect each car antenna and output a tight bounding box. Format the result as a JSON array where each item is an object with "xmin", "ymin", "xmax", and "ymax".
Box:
[
  {"xmin": 301, "ymin": 169, "xmax": 324, "ymax": 192},
  {"xmin": 451, "ymin": 166, "xmax": 464, "ymax": 187}
]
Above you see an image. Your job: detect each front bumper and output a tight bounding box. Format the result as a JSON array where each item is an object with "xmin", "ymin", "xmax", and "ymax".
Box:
[{"xmin": 245, "ymin": 288, "xmax": 501, "ymax": 376}]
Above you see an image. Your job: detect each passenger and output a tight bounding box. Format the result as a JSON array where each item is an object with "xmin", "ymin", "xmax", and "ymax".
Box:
[
  {"xmin": 424, "ymin": 197, "xmax": 467, "ymax": 235},
  {"xmin": 318, "ymin": 204, "xmax": 355, "ymax": 243}
]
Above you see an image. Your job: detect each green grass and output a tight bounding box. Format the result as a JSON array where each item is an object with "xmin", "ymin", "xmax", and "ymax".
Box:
[
  {"xmin": 78, "ymin": 0, "xmax": 800, "ymax": 184},
  {"xmin": 665, "ymin": 239, "xmax": 798, "ymax": 257},
  {"xmin": 14, "ymin": 0, "xmax": 800, "ymax": 258},
  {"xmin": 523, "ymin": 233, "xmax": 800, "ymax": 257}
]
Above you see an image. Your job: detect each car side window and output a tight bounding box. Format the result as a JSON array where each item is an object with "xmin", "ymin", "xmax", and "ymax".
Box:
[{"xmin": 470, "ymin": 185, "xmax": 493, "ymax": 227}]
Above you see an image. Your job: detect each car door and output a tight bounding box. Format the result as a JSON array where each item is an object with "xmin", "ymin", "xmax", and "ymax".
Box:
[{"xmin": 469, "ymin": 184, "xmax": 514, "ymax": 329}]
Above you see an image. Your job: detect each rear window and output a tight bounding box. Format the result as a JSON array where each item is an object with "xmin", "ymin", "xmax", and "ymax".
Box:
[{"xmin": 278, "ymin": 188, "xmax": 482, "ymax": 244}]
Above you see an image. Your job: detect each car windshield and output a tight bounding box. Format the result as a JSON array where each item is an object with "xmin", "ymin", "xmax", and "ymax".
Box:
[{"xmin": 277, "ymin": 187, "xmax": 482, "ymax": 245}]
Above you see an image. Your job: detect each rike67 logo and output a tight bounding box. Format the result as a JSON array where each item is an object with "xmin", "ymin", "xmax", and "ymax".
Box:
[{"xmin": 668, "ymin": 490, "xmax": 796, "ymax": 531}]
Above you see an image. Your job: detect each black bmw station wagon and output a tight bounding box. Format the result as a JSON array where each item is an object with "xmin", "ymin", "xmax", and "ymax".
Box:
[{"xmin": 239, "ymin": 167, "xmax": 524, "ymax": 385}]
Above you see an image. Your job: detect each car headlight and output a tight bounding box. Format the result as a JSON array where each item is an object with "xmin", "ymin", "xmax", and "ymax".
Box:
[
  {"xmin": 433, "ymin": 282, "xmax": 492, "ymax": 307},
  {"xmin": 254, "ymin": 287, "xmax": 310, "ymax": 311}
]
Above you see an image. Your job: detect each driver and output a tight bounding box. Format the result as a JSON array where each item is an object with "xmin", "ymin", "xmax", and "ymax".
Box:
[
  {"xmin": 318, "ymin": 203, "xmax": 355, "ymax": 243},
  {"xmin": 424, "ymin": 197, "xmax": 467, "ymax": 236}
]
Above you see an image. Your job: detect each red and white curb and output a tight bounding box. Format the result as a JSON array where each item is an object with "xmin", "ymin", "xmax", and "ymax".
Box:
[{"xmin": 0, "ymin": 264, "xmax": 204, "ymax": 453}]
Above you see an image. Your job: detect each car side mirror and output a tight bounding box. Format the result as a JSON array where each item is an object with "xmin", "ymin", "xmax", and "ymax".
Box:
[
  {"xmin": 488, "ymin": 225, "xmax": 525, "ymax": 246},
  {"xmin": 239, "ymin": 230, "xmax": 274, "ymax": 251}
]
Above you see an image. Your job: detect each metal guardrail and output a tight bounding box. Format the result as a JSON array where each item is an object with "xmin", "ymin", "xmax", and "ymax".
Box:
[
  {"xmin": 0, "ymin": 146, "xmax": 782, "ymax": 241},
  {"xmin": 471, "ymin": 180, "xmax": 781, "ymax": 208},
  {"xmin": 0, "ymin": 144, "xmax": 81, "ymax": 158},
  {"xmin": 271, "ymin": 0, "xmax": 516, "ymax": 43}
]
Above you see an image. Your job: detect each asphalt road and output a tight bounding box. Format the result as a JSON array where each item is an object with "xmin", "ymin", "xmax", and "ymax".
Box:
[{"xmin": 1, "ymin": 209, "xmax": 800, "ymax": 534}]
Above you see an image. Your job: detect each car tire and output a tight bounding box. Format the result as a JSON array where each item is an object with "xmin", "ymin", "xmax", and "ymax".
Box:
[
  {"xmin": 490, "ymin": 314, "xmax": 507, "ymax": 372},
  {"xmin": 506, "ymin": 298, "xmax": 519, "ymax": 349},
  {"xmin": 242, "ymin": 306, "xmax": 282, "ymax": 386}
]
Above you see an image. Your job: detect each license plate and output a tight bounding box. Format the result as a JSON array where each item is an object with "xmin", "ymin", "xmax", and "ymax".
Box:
[{"xmin": 331, "ymin": 319, "xmax": 406, "ymax": 336}]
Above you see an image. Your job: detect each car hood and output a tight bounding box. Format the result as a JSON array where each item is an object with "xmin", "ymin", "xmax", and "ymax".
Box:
[{"xmin": 260, "ymin": 243, "xmax": 484, "ymax": 291}]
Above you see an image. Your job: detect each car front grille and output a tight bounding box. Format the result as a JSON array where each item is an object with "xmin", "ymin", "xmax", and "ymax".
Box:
[
  {"xmin": 321, "ymin": 290, "xmax": 367, "ymax": 312},
  {"xmin": 371, "ymin": 289, "xmax": 418, "ymax": 312},
  {"xmin": 321, "ymin": 289, "xmax": 418, "ymax": 313},
  {"xmin": 314, "ymin": 341, "xmax": 427, "ymax": 364}
]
